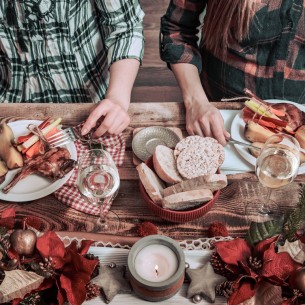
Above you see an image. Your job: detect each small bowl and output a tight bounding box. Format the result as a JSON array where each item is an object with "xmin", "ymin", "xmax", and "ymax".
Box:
[{"xmin": 139, "ymin": 157, "xmax": 220, "ymax": 223}]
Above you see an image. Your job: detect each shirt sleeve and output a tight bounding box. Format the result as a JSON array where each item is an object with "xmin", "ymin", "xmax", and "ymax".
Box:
[
  {"xmin": 96, "ymin": 0, "xmax": 145, "ymax": 67},
  {"xmin": 160, "ymin": 0, "xmax": 207, "ymax": 73}
]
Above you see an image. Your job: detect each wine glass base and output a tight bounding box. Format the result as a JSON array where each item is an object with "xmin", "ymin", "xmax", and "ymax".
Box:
[
  {"xmin": 245, "ymin": 200, "xmax": 280, "ymax": 224},
  {"xmin": 97, "ymin": 210, "xmax": 120, "ymax": 233}
]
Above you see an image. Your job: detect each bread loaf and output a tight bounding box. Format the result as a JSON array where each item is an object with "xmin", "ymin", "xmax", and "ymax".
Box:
[
  {"xmin": 136, "ymin": 163, "xmax": 165, "ymax": 205},
  {"xmin": 153, "ymin": 145, "xmax": 183, "ymax": 184},
  {"xmin": 163, "ymin": 174, "xmax": 227, "ymax": 197},
  {"xmin": 162, "ymin": 189, "xmax": 213, "ymax": 210}
]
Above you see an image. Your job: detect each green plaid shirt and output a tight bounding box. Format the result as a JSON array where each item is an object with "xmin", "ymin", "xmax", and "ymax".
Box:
[
  {"xmin": 0, "ymin": 0, "xmax": 144, "ymax": 103},
  {"xmin": 161, "ymin": 0, "xmax": 305, "ymax": 103}
]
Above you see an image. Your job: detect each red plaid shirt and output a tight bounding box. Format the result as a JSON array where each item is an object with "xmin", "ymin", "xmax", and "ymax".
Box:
[{"xmin": 160, "ymin": 0, "xmax": 305, "ymax": 103}]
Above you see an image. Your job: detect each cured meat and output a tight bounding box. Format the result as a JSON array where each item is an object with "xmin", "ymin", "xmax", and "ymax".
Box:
[
  {"xmin": 271, "ymin": 103, "xmax": 305, "ymax": 131},
  {"xmin": 2, "ymin": 147, "xmax": 76, "ymax": 193}
]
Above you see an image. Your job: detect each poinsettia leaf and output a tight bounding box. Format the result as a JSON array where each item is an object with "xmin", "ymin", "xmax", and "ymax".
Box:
[
  {"xmin": 254, "ymin": 236, "xmax": 278, "ymax": 258},
  {"xmin": 59, "ymin": 249, "xmax": 98, "ymax": 305},
  {"xmin": 36, "ymin": 232, "xmax": 65, "ymax": 269},
  {"xmin": 0, "ymin": 208, "xmax": 16, "ymax": 229},
  {"xmin": 1, "ymin": 208, "xmax": 15, "ymax": 219},
  {"xmin": 56, "ymin": 278, "xmax": 67, "ymax": 305},
  {"xmin": 78, "ymin": 240, "xmax": 95, "ymax": 255},
  {"xmin": 12, "ymin": 298, "xmax": 21, "ymax": 305},
  {"xmin": 228, "ymin": 276, "xmax": 256, "ymax": 305},
  {"xmin": 262, "ymin": 241, "xmax": 301, "ymax": 283},
  {"xmin": 277, "ymin": 240, "xmax": 305, "ymax": 264},
  {"xmin": 215, "ymin": 238, "xmax": 251, "ymax": 266},
  {"xmin": 66, "ymin": 241, "xmax": 78, "ymax": 252},
  {"xmin": 24, "ymin": 216, "xmax": 42, "ymax": 231},
  {"xmin": 0, "ymin": 270, "xmax": 44, "ymax": 303},
  {"xmin": 238, "ymin": 281, "xmax": 282, "ymax": 305}
]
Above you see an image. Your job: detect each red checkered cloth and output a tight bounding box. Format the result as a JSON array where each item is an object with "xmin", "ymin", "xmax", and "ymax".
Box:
[{"xmin": 54, "ymin": 133, "xmax": 126, "ymax": 216}]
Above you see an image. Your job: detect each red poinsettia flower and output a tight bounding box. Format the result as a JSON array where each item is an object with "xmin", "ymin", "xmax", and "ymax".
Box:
[
  {"xmin": 36, "ymin": 231, "xmax": 98, "ymax": 305},
  {"xmin": 214, "ymin": 236, "xmax": 302, "ymax": 305}
]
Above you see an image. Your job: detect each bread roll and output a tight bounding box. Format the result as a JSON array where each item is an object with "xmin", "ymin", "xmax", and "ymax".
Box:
[
  {"xmin": 153, "ymin": 145, "xmax": 183, "ymax": 184},
  {"xmin": 136, "ymin": 163, "xmax": 165, "ymax": 205},
  {"xmin": 163, "ymin": 174, "xmax": 227, "ymax": 197},
  {"xmin": 162, "ymin": 189, "xmax": 213, "ymax": 210}
]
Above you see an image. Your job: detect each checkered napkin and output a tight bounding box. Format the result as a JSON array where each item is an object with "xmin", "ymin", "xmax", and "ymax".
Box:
[{"xmin": 53, "ymin": 129, "xmax": 126, "ymax": 216}]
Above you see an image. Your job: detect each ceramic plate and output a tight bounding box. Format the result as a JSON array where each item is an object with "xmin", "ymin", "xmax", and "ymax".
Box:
[
  {"xmin": 132, "ymin": 126, "xmax": 181, "ymax": 161},
  {"xmin": 230, "ymin": 99, "xmax": 305, "ymax": 174},
  {"xmin": 0, "ymin": 120, "xmax": 77, "ymax": 202}
]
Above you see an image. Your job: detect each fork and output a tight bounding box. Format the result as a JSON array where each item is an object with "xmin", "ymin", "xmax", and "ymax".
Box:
[
  {"xmin": 47, "ymin": 127, "xmax": 78, "ymax": 148},
  {"xmin": 227, "ymin": 138, "xmax": 260, "ymax": 150}
]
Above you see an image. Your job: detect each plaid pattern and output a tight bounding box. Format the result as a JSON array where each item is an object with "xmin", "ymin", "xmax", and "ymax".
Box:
[
  {"xmin": 54, "ymin": 132, "xmax": 126, "ymax": 216},
  {"xmin": 0, "ymin": 0, "xmax": 144, "ymax": 103},
  {"xmin": 160, "ymin": 0, "xmax": 305, "ymax": 103}
]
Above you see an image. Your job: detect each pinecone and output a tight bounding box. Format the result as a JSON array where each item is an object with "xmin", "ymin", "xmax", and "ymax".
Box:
[
  {"xmin": 84, "ymin": 253, "xmax": 100, "ymax": 279},
  {"xmin": 85, "ymin": 282, "xmax": 101, "ymax": 300},
  {"xmin": 0, "ymin": 235, "xmax": 10, "ymax": 253},
  {"xmin": 210, "ymin": 252, "xmax": 235, "ymax": 279},
  {"xmin": 20, "ymin": 292, "xmax": 41, "ymax": 305},
  {"xmin": 248, "ymin": 256, "xmax": 262, "ymax": 271},
  {"xmin": 0, "ymin": 270, "xmax": 5, "ymax": 285},
  {"xmin": 215, "ymin": 281, "xmax": 235, "ymax": 298}
]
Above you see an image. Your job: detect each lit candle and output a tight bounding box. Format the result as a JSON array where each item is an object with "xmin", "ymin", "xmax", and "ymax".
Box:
[
  {"xmin": 134, "ymin": 244, "xmax": 179, "ymax": 282},
  {"xmin": 128, "ymin": 235, "xmax": 185, "ymax": 302}
]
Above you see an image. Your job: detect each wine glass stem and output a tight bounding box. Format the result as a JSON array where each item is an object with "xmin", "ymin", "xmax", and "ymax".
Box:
[{"xmin": 260, "ymin": 187, "xmax": 273, "ymax": 214}]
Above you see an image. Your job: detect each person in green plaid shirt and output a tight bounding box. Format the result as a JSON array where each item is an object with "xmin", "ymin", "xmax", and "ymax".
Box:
[
  {"xmin": 160, "ymin": 0, "xmax": 305, "ymax": 146},
  {"xmin": 0, "ymin": 0, "xmax": 144, "ymax": 137}
]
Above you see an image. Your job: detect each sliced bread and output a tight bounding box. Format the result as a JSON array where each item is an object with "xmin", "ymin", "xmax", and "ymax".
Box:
[
  {"xmin": 136, "ymin": 163, "xmax": 165, "ymax": 205},
  {"xmin": 153, "ymin": 145, "xmax": 183, "ymax": 184},
  {"xmin": 163, "ymin": 174, "xmax": 227, "ymax": 197},
  {"xmin": 162, "ymin": 189, "xmax": 213, "ymax": 210}
]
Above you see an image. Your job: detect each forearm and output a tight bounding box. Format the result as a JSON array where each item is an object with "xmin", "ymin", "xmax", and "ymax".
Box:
[
  {"xmin": 105, "ymin": 59, "xmax": 140, "ymax": 111},
  {"xmin": 171, "ymin": 63, "xmax": 209, "ymax": 108}
]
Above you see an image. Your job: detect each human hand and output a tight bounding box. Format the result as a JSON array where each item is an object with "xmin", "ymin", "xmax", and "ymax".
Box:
[
  {"xmin": 81, "ymin": 99, "xmax": 130, "ymax": 138},
  {"xmin": 185, "ymin": 99, "xmax": 230, "ymax": 146}
]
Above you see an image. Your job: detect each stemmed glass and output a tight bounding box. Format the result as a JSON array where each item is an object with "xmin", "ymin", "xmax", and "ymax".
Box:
[
  {"xmin": 77, "ymin": 149, "xmax": 120, "ymax": 231},
  {"xmin": 246, "ymin": 133, "xmax": 300, "ymax": 222}
]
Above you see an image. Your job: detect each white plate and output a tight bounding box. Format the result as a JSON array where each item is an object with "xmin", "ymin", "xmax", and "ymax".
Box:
[
  {"xmin": 230, "ymin": 99, "xmax": 305, "ymax": 174},
  {"xmin": 0, "ymin": 120, "xmax": 77, "ymax": 202}
]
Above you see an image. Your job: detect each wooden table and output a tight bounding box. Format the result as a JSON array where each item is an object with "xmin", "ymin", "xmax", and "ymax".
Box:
[{"xmin": 0, "ymin": 102, "xmax": 303, "ymax": 241}]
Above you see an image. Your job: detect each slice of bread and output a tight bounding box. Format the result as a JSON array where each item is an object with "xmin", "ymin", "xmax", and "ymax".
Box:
[
  {"xmin": 153, "ymin": 145, "xmax": 183, "ymax": 184},
  {"xmin": 136, "ymin": 163, "xmax": 165, "ymax": 205},
  {"xmin": 163, "ymin": 174, "xmax": 227, "ymax": 197},
  {"xmin": 162, "ymin": 189, "xmax": 213, "ymax": 210}
]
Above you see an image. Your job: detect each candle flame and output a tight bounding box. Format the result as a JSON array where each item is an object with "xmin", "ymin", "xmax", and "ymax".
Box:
[{"xmin": 155, "ymin": 265, "xmax": 159, "ymax": 277}]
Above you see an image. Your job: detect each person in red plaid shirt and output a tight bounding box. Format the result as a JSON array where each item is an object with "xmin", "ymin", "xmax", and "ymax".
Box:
[{"xmin": 160, "ymin": 0, "xmax": 305, "ymax": 146}]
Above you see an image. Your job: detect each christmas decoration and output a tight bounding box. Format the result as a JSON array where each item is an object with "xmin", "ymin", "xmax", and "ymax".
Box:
[
  {"xmin": 186, "ymin": 262, "xmax": 226, "ymax": 302},
  {"xmin": 208, "ymin": 222, "xmax": 228, "ymax": 237},
  {"xmin": 9, "ymin": 229, "xmax": 37, "ymax": 256},
  {"xmin": 85, "ymin": 282, "xmax": 101, "ymax": 300},
  {"xmin": 91, "ymin": 264, "xmax": 132, "ymax": 303},
  {"xmin": 137, "ymin": 221, "xmax": 158, "ymax": 237}
]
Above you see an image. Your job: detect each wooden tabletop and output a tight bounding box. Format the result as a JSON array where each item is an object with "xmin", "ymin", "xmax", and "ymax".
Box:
[{"xmin": 0, "ymin": 102, "xmax": 303, "ymax": 241}]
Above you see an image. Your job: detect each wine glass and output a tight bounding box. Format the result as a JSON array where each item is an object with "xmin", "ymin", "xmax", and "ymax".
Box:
[
  {"xmin": 246, "ymin": 133, "xmax": 300, "ymax": 222},
  {"xmin": 77, "ymin": 149, "xmax": 120, "ymax": 231}
]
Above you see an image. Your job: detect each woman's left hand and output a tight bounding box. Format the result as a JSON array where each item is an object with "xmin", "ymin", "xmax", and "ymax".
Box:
[{"xmin": 81, "ymin": 99, "xmax": 130, "ymax": 137}]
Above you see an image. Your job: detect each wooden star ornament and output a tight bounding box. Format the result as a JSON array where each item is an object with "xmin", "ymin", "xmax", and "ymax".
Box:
[
  {"xmin": 186, "ymin": 262, "xmax": 226, "ymax": 303},
  {"xmin": 91, "ymin": 264, "xmax": 131, "ymax": 303}
]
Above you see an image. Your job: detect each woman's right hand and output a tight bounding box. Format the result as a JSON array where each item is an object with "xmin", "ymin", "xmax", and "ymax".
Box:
[{"xmin": 185, "ymin": 97, "xmax": 230, "ymax": 146}]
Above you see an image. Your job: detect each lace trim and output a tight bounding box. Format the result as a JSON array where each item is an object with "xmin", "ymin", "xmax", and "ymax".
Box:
[{"xmin": 59, "ymin": 235, "xmax": 233, "ymax": 250}]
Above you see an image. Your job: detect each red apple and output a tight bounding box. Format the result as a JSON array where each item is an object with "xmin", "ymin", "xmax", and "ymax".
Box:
[{"xmin": 9, "ymin": 229, "xmax": 37, "ymax": 256}]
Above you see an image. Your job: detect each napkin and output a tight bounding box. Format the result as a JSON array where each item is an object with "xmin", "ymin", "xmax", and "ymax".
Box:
[{"xmin": 54, "ymin": 130, "xmax": 126, "ymax": 216}]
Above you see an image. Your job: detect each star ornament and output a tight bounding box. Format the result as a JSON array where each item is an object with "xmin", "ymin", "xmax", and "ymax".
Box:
[
  {"xmin": 91, "ymin": 264, "xmax": 131, "ymax": 303},
  {"xmin": 186, "ymin": 262, "xmax": 226, "ymax": 303}
]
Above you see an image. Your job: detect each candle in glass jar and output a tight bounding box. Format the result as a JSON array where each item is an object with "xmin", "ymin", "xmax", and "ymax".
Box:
[{"xmin": 134, "ymin": 244, "xmax": 178, "ymax": 282}]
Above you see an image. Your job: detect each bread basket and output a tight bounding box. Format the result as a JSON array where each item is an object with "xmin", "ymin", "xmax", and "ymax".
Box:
[{"xmin": 139, "ymin": 157, "xmax": 220, "ymax": 223}]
